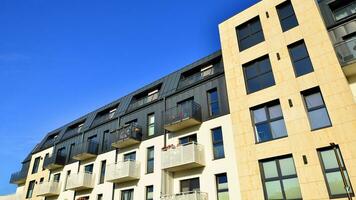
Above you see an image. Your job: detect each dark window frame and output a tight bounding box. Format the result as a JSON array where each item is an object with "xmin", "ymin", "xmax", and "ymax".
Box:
[
  {"xmin": 97, "ymin": 194, "xmax": 103, "ymax": 200},
  {"xmin": 99, "ymin": 160, "xmax": 106, "ymax": 184},
  {"xmin": 26, "ymin": 180, "xmax": 35, "ymax": 199},
  {"xmin": 288, "ymin": 40, "xmax": 314, "ymax": 77},
  {"xmin": 211, "ymin": 127, "xmax": 225, "ymax": 160},
  {"xmin": 121, "ymin": 189, "xmax": 134, "ymax": 200},
  {"xmin": 146, "ymin": 146, "xmax": 154, "ymax": 174},
  {"xmin": 317, "ymin": 145, "xmax": 354, "ymax": 199},
  {"xmin": 235, "ymin": 16, "xmax": 265, "ymax": 51},
  {"xmin": 147, "ymin": 113, "xmax": 155, "ymax": 137},
  {"xmin": 124, "ymin": 151, "xmax": 137, "ymax": 161},
  {"xmin": 179, "ymin": 134, "xmax": 197, "ymax": 145},
  {"xmin": 276, "ymin": 0, "xmax": 299, "ymax": 32},
  {"xmin": 180, "ymin": 177, "xmax": 200, "ymax": 193},
  {"xmin": 207, "ymin": 88, "xmax": 221, "ymax": 117},
  {"xmin": 145, "ymin": 185, "xmax": 154, "ymax": 200},
  {"xmin": 31, "ymin": 157, "xmax": 41, "ymax": 174},
  {"xmin": 215, "ymin": 173, "xmax": 229, "ymax": 200}
]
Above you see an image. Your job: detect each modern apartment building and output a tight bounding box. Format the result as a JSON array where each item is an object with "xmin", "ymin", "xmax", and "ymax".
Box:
[
  {"xmin": 5, "ymin": 0, "xmax": 356, "ymax": 200},
  {"xmin": 219, "ymin": 0, "xmax": 356, "ymax": 199}
]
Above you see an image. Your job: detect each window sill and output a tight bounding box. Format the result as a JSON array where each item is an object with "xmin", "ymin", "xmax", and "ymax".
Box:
[{"xmin": 255, "ymin": 135, "xmax": 288, "ymax": 144}]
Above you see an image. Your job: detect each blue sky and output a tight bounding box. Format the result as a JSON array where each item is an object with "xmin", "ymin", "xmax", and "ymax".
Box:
[{"xmin": 0, "ymin": 0, "xmax": 258, "ymax": 194}]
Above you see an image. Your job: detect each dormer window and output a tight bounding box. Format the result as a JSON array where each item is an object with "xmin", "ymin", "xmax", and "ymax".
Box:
[
  {"xmin": 128, "ymin": 84, "xmax": 162, "ymax": 111},
  {"xmin": 109, "ymin": 108, "xmax": 117, "ymax": 119},
  {"xmin": 77, "ymin": 123, "xmax": 84, "ymax": 133},
  {"xmin": 200, "ymin": 65, "xmax": 214, "ymax": 77},
  {"xmin": 147, "ymin": 89, "xmax": 159, "ymax": 103}
]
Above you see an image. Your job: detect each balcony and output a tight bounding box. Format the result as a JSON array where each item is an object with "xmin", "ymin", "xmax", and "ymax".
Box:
[
  {"xmin": 128, "ymin": 92, "xmax": 159, "ymax": 111},
  {"xmin": 37, "ymin": 181, "xmax": 61, "ymax": 197},
  {"xmin": 161, "ymin": 142, "xmax": 205, "ymax": 172},
  {"xmin": 72, "ymin": 141, "xmax": 99, "ymax": 161},
  {"xmin": 334, "ymin": 38, "xmax": 356, "ymax": 77},
  {"xmin": 66, "ymin": 172, "xmax": 95, "ymax": 191},
  {"xmin": 111, "ymin": 124, "xmax": 142, "ymax": 148},
  {"xmin": 164, "ymin": 101, "xmax": 202, "ymax": 132},
  {"xmin": 43, "ymin": 154, "xmax": 66, "ymax": 170},
  {"xmin": 106, "ymin": 160, "xmax": 140, "ymax": 183},
  {"xmin": 161, "ymin": 191, "xmax": 208, "ymax": 200},
  {"xmin": 9, "ymin": 170, "xmax": 27, "ymax": 185}
]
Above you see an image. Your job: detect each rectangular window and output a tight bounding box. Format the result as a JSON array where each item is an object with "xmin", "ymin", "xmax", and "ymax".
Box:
[
  {"xmin": 331, "ymin": 1, "xmax": 356, "ymax": 21},
  {"xmin": 147, "ymin": 113, "xmax": 155, "ymax": 137},
  {"xmin": 318, "ymin": 146, "xmax": 354, "ymax": 198},
  {"xmin": 97, "ymin": 194, "xmax": 103, "ymax": 200},
  {"xmin": 243, "ymin": 55, "xmax": 275, "ymax": 94},
  {"xmin": 124, "ymin": 152, "xmax": 136, "ymax": 161},
  {"xmin": 31, "ymin": 157, "xmax": 41, "ymax": 174},
  {"xmin": 235, "ymin": 16, "xmax": 265, "ymax": 51},
  {"xmin": 302, "ymin": 88, "xmax": 332, "ymax": 130},
  {"xmin": 179, "ymin": 134, "xmax": 197, "ymax": 145},
  {"xmin": 53, "ymin": 173, "xmax": 61, "ymax": 182},
  {"xmin": 180, "ymin": 178, "xmax": 200, "ymax": 192},
  {"xmin": 212, "ymin": 127, "xmax": 225, "ymax": 159},
  {"xmin": 146, "ymin": 185, "xmax": 153, "ymax": 200},
  {"xmin": 251, "ymin": 100, "xmax": 287, "ymax": 143},
  {"xmin": 288, "ymin": 40, "xmax": 314, "ymax": 77},
  {"xmin": 121, "ymin": 189, "xmax": 134, "ymax": 200},
  {"xmin": 99, "ymin": 160, "xmax": 106, "ymax": 184},
  {"xmin": 68, "ymin": 143, "xmax": 75, "ymax": 161},
  {"xmin": 146, "ymin": 147, "xmax": 154, "ymax": 174},
  {"xmin": 26, "ymin": 180, "xmax": 35, "ymax": 199},
  {"xmin": 216, "ymin": 173, "xmax": 229, "ymax": 200},
  {"xmin": 260, "ymin": 155, "xmax": 302, "ymax": 199},
  {"xmin": 64, "ymin": 170, "xmax": 71, "ymax": 191},
  {"xmin": 85, "ymin": 164, "xmax": 94, "ymax": 174},
  {"xmin": 207, "ymin": 88, "xmax": 220, "ymax": 117},
  {"xmin": 102, "ymin": 130, "xmax": 109, "ymax": 152},
  {"xmin": 43, "ymin": 153, "xmax": 49, "ymax": 170},
  {"xmin": 276, "ymin": 0, "xmax": 299, "ymax": 32}
]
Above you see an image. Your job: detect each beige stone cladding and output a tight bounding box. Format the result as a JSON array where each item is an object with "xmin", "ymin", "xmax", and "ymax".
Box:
[{"xmin": 219, "ymin": 0, "xmax": 356, "ymax": 199}]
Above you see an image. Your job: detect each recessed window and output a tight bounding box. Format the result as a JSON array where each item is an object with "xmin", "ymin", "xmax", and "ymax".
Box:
[
  {"xmin": 330, "ymin": 1, "xmax": 356, "ymax": 21},
  {"xmin": 212, "ymin": 127, "xmax": 225, "ymax": 159},
  {"xmin": 85, "ymin": 164, "xmax": 94, "ymax": 174},
  {"xmin": 31, "ymin": 157, "xmax": 41, "ymax": 174},
  {"xmin": 180, "ymin": 178, "xmax": 200, "ymax": 193},
  {"xmin": 26, "ymin": 180, "xmax": 35, "ymax": 199},
  {"xmin": 97, "ymin": 194, "xmax": 103, "ymax": 200},
  {"xmin": 276, "ymin": 0, "xmax": 299, "ymax": 32},
  {"xmin": 207, "ymin": 88, "xmax": 220, "ymax": 117},
  {"xmin": 121, "ymin": 189, "xmax": 134, "ymax": 200},
  {"xmin": 146, "ymin": 147, "xmax": 154, "ymax": 174},
  {"xmin": 251, "ymin": 100, "xmax": 287, "ymax": 143},
  {"xmin": 53, "ymin": 173, "xmax": 61, "ymax": 182},
  {"xmin": 146, "ymin": 185, "xmax": 153, "ymax": 200},
  {"xmin": 147, "ymin": 113, "xmax": 155, "ymax": 137},
  {"xmin": 236, "ymin": 16, "xmax": 265, "ymax": 51},
  {"xmin": 302, "ymin": 88, "xmax": 332, "ymax": 130},
  {"xmin": 124, "ymin": 152, "xmax": 136, "ymax": 161},
  {"xmin": 216, "ymin": 173, "xmax": 230, "ymax": 200},
  {"xmin": 318, "ymin": 146, "xmax": 354, "ymax": 198},
  {"xmin": 99, "ymin": 160, "xmax": 106, "ymax": 184},
  {"xmin": 288, "ymin": 40, "xmax": 314, "ymax": 77},
  {"xmin": 243, "ymin": 55, "xmax": 275, "ymax": 94},
  {"xmin": 260, "ymin": 156, "xmax": 302, "ymax": 199},
  {"xmin": 179, "ymin": 134, "xmax": 197, "ymax": 145}
]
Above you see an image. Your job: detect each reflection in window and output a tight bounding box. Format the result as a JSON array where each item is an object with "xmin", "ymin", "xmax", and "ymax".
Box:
[
  {"xmin": 276, "ymin": 0, "xmax": 299, "ymax": 32},
  {"xmin": 288, "ymin": 40, "xmax": 314, "ymax": 77},
  {"xmin": 212, "ymin": 127, "xmax": 225, "ymax": 159},
  {"xmin": 236, "ymin": 16, "xmax": 265, "ymax": 51},
  {"xmin": 208, "ymin": 88, "xmax": 220, "ymax": 117},
  {"xmin": 216, "ymin": 173, "xmax": 229, "ymax": 200}
]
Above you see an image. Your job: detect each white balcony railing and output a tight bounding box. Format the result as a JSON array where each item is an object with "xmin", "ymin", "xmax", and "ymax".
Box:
[
  {"xmin": 161, "ymin": 142, "xmax": 205, "ymax": 172},
  {"xmin": 66, "ymin": 172, "xmax": 95, "ymax": 191},
  {"xmin": 106, "ymin": 160, "xmax": 140, "ymax": 183},
  {"xmin": 161, "ymin": 191, "xmax": 208, "ymax": 200},
  {"xmin": 37, "ymin": 181, "xmax": 61, "ymax": 196}
]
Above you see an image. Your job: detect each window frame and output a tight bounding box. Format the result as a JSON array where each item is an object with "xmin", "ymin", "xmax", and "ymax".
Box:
[
  {"xmin": 180, "ymin": 177, "xmax": 200, "ymax": 193},
  {"xmin": 207, "ymin": 88, "xmax": 221, "ymax": 117},
  {"xmin": 121, "ymin": 189, "xmax": 134, "ymax": 200},
  {"xmin": 276, "ymin": 0, "xmax": 299, "ymax": 32},
  {"xmin": 288, "ymin": 40, "xmax": 314, "ymax": 77},
  {"xmin": 26, "ymin": 180, "xmax": 35, "ymax": 199},
  {"xmin": 146, "ymin": 146, "xmax": 154, "ymax": 174},
  {"xmin": 31, "ymin": 156, "xmax": 41, "ymax": 174},
  {"xmin": 211, "ymin": 127, "xmax": 225, "ymax": 160},
  {"xmin": 235, "ymin": 16, "xmax": 265, "ymax": 51},
  {"xmin": 147, "ymin": 113, "xmax": 155, "ymax": 137},
  {"xmin": 317, "ymin": 145, "xmax": 354, "ymax": 199},
  {"xmin": 99, "ymin": 160, "xmax": 106, "ymax": 184},
  {"xmin": 145, "ymin": 185, "xmax": 154, "ymax": 200},
  {"xmin": 215, "ymin": 173, "xmax": 229, "ymax": 200}
]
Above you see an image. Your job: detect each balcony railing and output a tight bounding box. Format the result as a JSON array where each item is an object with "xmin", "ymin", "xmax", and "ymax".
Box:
[
  {"xmin": 9, "ymin": 170, "xmax": 28, "ymax": 185},
  {"xmin": 335, "ymin": 37, "xmax": 356, "ymax": 66},
  {"xmin": 66, "ymin": 172, "xmax": 95, "ymax": 191},
  {"xmin": 128, "ymin": 92, "xmax": 159, "ymax": 111},
  {"xmin": 164, "ymin": 101, "xmax": 202, "ymax": 132},
  {"xmin": 91, "ymin": 113, "xmax": 115, "ymax": 128},
  {"xmin": 106, "ymin": 160, "xmax": 140, "ymax": 183},
  {"xmin": 111, "ymin": 124, "xmax": 142, "ymax": 148},
  {"xmin": 178, "ymin": 63, "xmax": 223, "ymax": 89},
  {"xmin": 37, "ymin": 181, "xmax": 61, "ymax": 196},
  {"xmin": 161, "ymin": 191, "xmax": 208, "ymax": 200},
  {"xmin": 43, "ymin": 154, "xmax": 66, "ymax": 170},
  {"xmin": 72, "ymin": 141, "xmax": 99, "ymax": 161},
  {"xmin": 161, "ymin": 142, "xmax": 205, "ymax": 172}
]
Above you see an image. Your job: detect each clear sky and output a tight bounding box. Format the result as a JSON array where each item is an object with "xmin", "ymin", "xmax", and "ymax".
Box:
[{"xmin": 0, "ymin": 0, "xmax": 258, "ymax": 194}]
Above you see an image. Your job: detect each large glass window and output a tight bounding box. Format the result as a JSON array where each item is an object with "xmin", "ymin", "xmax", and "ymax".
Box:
[
  {"xmin": 147, "ymin": 113, "xmax": 155, "ymax": 137},
  {"xmin": 331, "ymin": 1, "xmax": 356, "ymax": 21},
  {"xmin": 121, "ymin": 189, "xmax": 134, "ymax": 200},
  {"xmin": 207, "ymin": 88, "xmax": 220, "ymax": 117},
  {"xmin": 181, "ymin": 178, "xmax": 200, "ymax": 193},
  {"xmin": 288, "ymin": 40, "xmax": 314, "ymax": 77},
  {"xmin": 99, "ymin": 160, "xmax": 106, "ymax": 184},
  {"xmin": 251, "ymin": 100, "xmax": 287, "ymax": 143},
  {"xmin": 26, "ymin": 180, "xmax": 35, "ymax": 199},
  {"xmin": 318, "ymin": 146, "xmax": 354, "ymax": 198},
  {"xmin": 260, "ymin": 156, "xmax": 302, "ymax": 199},
  {"xmin": 243, "ymin": 55, "xmax": 275, "ymax": 94},
  {"xmin": 216, "ymin": 173, "xmax": 229, "ymax": 200},
  {"xmin": 212, "ymin": 127, "xmax": 225, "ymax": 159},
  {"xmin": 235, "ymin": 16, "xmax": 265, "ymax": 51},
  {"xmin": 31, "ymin": 157, "xmax": 41, "ymax": 174},
  {"xmin": 276, "ymin": 0, "xmax": 299, "ymax": 32},
  {"xmin": 302, "ymin": 88, "xmax": 331, "ymax": 130},
  {"xmin": 146, "ymin": 185, "xmax": 153, "ymax": 200},
  {"xmin": 146, "ymin": 147, "xmax": 154, "ymax": 174}
]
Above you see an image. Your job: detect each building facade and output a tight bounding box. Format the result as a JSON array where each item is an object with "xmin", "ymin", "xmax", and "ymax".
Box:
[{"xmin": 6, "ymin": 0, "xmax": 356, "ymax": 200}]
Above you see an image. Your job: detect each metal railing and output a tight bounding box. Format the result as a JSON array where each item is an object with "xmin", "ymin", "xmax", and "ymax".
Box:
[
  {"xmin": 91, "ymin": 112, "xmax": 116, "ymax": 128},
  {"xmin": 178, "ymin": 63, "xmax": 223, "ymax": 89},
  {"xmin": 66, "ymin": 172, "xmax": 95, "ymax": 190},
  {"xmin": 43, "ymin": 154, "xmax": 66, "ymax": 169},
  {"xmin": 161, "ymin": 142, "xmax": 205, "ymax": 170},
  {"xmin": 111, "ymin": 124, "xmax": 142, "ymax": 143},
  {"xmin": 72, "ymin": 140, "xmax": 99, "ymax": 158},
  {"xmin": 37, "ymin": 181, "xmax": 61, "ymax": 196},
  {"xmin": 128, "ymin": 92, "xmax": 159, "ymax": 111},
  {"xmin": 106, "ymin": 160, "xmax": 140, "ymax": 182},
  {"xmin": 335, "ymin": 37, "xmax": 356, "ymax": 66},
  {"xmin": 161, "ymin": 191, "xmax": 208, "ymax": 200},
  {"xmin": 164, "ymin": 101, "xmax": 202, "ymax": 126}
]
